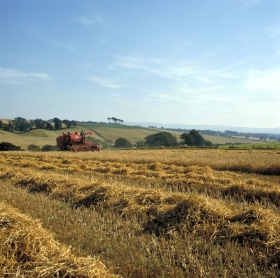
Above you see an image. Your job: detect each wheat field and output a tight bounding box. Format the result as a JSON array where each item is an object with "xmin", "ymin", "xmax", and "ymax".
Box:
[{"xmin": 1, "ymin": 149, "xmax": 280, "ymax": 277}]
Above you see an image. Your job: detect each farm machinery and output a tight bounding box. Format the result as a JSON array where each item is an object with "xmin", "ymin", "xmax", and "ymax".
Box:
[{"xmin": 56, "ymin": 131, "xmax": 100, "ymax": 152}]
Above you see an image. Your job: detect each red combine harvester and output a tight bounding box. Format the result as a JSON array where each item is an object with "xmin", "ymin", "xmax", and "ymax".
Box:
[{"xmin": 56, "ymin": 131, "xmax": 100, "ymax": 152}]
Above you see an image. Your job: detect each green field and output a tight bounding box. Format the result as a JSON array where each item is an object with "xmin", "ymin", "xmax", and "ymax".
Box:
[
  {"xmin": 218, "ymin": 142, "xmax": 280, "ymax": 149},
  {"xmin": 0, "ymin": 122, "xmax": 278, "ymax": 150}
]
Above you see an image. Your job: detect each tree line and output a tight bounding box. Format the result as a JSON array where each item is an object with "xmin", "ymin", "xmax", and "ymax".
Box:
[
  {"xmin": 0, "ymin": 117, "xmax": 77, "ymax": 133},
  {"xmin": 114, "ymin": 130, "xmax": 213, "ymax": 148},
  {"xmin": 0, "ymin": 116, "xmax": 126, "ymax": 133},
  {"xmin": 165, "ymin": 128, "xmax": 280, "ymax": 142},
  {"xmin": 0, "ymin": 142, "xmax": 58, "ymax": 152},
  {"xmin": 107, "ymin": 117, "xmax": 124, "ymax": 124}
]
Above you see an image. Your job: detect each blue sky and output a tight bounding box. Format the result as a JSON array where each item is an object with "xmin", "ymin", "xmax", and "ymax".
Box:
[{"xmin": 1, "ymin": 0, "xmax": 280, "ymax": 128}]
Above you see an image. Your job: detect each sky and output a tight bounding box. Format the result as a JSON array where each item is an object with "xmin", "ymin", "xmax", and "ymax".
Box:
[{"xmin": 0, "ymin": 0, "xmax": 280, "ymax": 128}]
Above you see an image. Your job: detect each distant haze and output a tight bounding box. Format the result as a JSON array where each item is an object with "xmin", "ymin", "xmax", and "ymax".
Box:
[{"xmin": 125, "ymin": 122, "xmax": 280, "ymax": 134}]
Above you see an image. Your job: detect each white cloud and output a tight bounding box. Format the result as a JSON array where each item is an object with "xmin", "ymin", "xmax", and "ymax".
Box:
[
  {"xmin": 112, "ymin": 55, "xmax": 193, "ymax": 82},
  {"xmin": 245, "ymin": 69, "xmax": 280, "ymax": 97},
  {"xmin": 112, "ymin": 56, "xmax": 163, "ymax": 74},
  {"xmin": 73, "ymin": 16, "xmax": 105, "ymax": 26},
  {"xmin": 113, "ymin": 55, "xmax": 237, "ymax": 84},
  {"xmin": 267, "ymin": 24, "xmax": 280, "ymax": 37},
  {"xmin": 109, "ymin": 55, "xmax": 280, "ymax": 126},
  {"xmin": 0, "ymin": 67, "xmax": 52, "ymax": 84},
  {"xmin": 87, "ymin": 75, "xmax": 124, "ymax": 89},
  {"xmin": 111, "ymin": 55, "xmax": 243, "ymax": 108}
]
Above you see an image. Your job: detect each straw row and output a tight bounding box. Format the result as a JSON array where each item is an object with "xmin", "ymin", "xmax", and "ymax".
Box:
[
  {"xmin": 1, "ymin": 164, "xmax": 280, "ymax": 265},
  {"xmin": 0, "ymin": 201, "xmax": 118, "ymax": 277},
  {"xmin": 1, "ymin": 153, "xmax": 279, "ymax": 207},
  {"xmin": 1, "ymin": 150, "xmax": 280, "ymax": 176}
]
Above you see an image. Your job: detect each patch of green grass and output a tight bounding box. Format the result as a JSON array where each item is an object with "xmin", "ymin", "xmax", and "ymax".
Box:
[
  {"xmin": 219, "ymin": 142, "xmax": 280, "ymax": 149},
  {"xmin": 79, "ymin": 123, "xmax": 174, "ymax": 143},
  {"xmin": 203, "ymin": 134, "xmax": 267, "ymax": 145}
]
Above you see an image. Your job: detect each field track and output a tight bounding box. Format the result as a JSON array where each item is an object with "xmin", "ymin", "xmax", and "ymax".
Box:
[{"xmin": 1, "ymin": 149, "xmax": 280, "ymax": 277}]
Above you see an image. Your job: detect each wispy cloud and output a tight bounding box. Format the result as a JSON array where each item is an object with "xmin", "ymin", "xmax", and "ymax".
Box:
[
  {"xmin": 267, "ymin": 23, "xmax": 280, "ymax": 37},
  {"xmin": 245, "ymin": 69, "xmax": 280, "ymax": 97},
  {"xmin": 111, "ymin": 56, "xmax": 163, "ymax": 76},
  {"xmin": 113, "ymin": 55, "xmax": 237, "ymax": 84},
  {"xmin": 73, "ymin": 15, "xmax": 105, "ymax": 26},
  {"xmin": 236, "ymin": 0, "xmax": 262, "ymax": 11},
  {"xmin": 109, "ymin": 54, "xmax": 280, "ymax": 119},
  {"xmin": 40, "ymin": 38, "xmax": 75, "ymax": 51},
  {"xmin": 26, "ymin": 27, "xmax": 76, "ymax": 52},
  {"xmin": 112, "ymin": 55, "xmax": 193, "ymax": 81},
  {"xmin": 235, "ymin": 31, "xmax": 249, "ymax": 43},
  {"xmin": 87, "ymin": 75, "xmax": 124, "ymax": 89},
  {"xmin": 0, "ymin": 67, "xmax": 52, "ymax": 84}
]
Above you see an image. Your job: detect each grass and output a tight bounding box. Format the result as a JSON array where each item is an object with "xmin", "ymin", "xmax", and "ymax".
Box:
[
  {"xmin": 0, "ymin": 129, "xmax": 61, "ymax": 149},
  {"xmin": 219, "ymin": 142, "xmax": 280, "ymax": 149},
  {"xmin": 1, "ymin": 149, "xmax": 280, "ymax": 277}
]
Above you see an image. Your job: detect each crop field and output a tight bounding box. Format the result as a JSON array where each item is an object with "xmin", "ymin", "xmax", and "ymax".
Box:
[{"xmin": 1, "ymin": 149, "xmax": 280, "ymax": 277}]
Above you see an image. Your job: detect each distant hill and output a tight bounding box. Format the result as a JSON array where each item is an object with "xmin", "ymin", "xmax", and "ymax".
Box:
[
  {"xmin": 0, "ymin": 123, "xmax": 176, "ymax": 149},
  {"xmin": 125, "ymin": 122, "xmax": 280, "ymax": 134}
]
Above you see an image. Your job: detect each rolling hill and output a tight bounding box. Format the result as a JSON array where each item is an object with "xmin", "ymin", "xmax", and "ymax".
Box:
[{"xmin": 0, "ymin": 122, "xmax": 267, "ymax": 150}]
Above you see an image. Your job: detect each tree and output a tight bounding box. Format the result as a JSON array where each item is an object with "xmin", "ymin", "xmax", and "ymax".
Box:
[
  {"xmin": 29, "ymin": 119, "xmax": 35, "ymax": 129},
  {"xmin": 144, "ymin": 132, "xmax": 178, "ymax": 147},
  {"xmin": 70, "ymin": 120, "xmax": 77, "ymax": 127},
  {"xmin": 180, "ymin": 129, "xmax": 209, "ymax": 146},
  {"xmin": 0, "ymin": 142, "xmax": 21, "ymax": 151},
  {"xmin": 111, "ymin": 117, "xmax": 117, "ymax": 124},
  {"xmin": 63, "ymin": 119, "xmax": 71, "ymax": 128},
  {"xmin": 189, "ymin": 130, "xmax": 205, "ymax": 146},
  {"xmin": 135, "ymin": 140, "xmax": 146, "ymax": 148},
  {"xmin": 27, "ymin": 144, "xmax": 41, "ymax": 151},
  {"xmin": 41, "ymin": 144, "xmax": 57, "ymax": 151},
  {"xmin": 205, "ymin": 140, "xmax": 213, "ymax": 147},
  {"xmin": 180, "ymin": 133, "xmax": 195, "ymax": 146},
  {"xmin": 53, "ymin": 118, "xmax": 62, "ymax": 130},
  {"xmin": 62, "ymin": 119, "xmax": 76, "ymax": 128},
  {"xmin": 108, "ymin": 117, "xmax": 123, "ymax": 124},
  {"xmin": 2, "ymin": 121, "xmax": 14, "ymax": 132},
  {"xmin": 107, "ymin": 117, "xmax": 111, "ymax": 123},
  {"xmin": 12, "ymin": 117, "xmax": 32, "ymax": 132},
  {"xmin": 34, "ymin": 118, "xmax": 47, "ymax": 129},
  {"xmin": 114, "ymin": 138, "xmax": 133, "ymax": 148},
  {"xmin": 45, "ymin": 122, "xmax": 53, "ymax": 130}
]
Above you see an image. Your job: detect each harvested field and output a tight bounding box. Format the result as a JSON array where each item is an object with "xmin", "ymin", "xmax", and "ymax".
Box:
[
  {"xmin": 0, "ymin": 201, "xmax": 117, "ymax": 277},
  {"xmin": 0, "ymin": 149, "xmax": 280, "ymax": 277}
]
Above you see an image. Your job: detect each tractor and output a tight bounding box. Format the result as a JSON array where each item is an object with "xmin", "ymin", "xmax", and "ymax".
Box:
[{"xmin": 56, "ymin": 131, "xmax": 100, "ymax": 152}]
